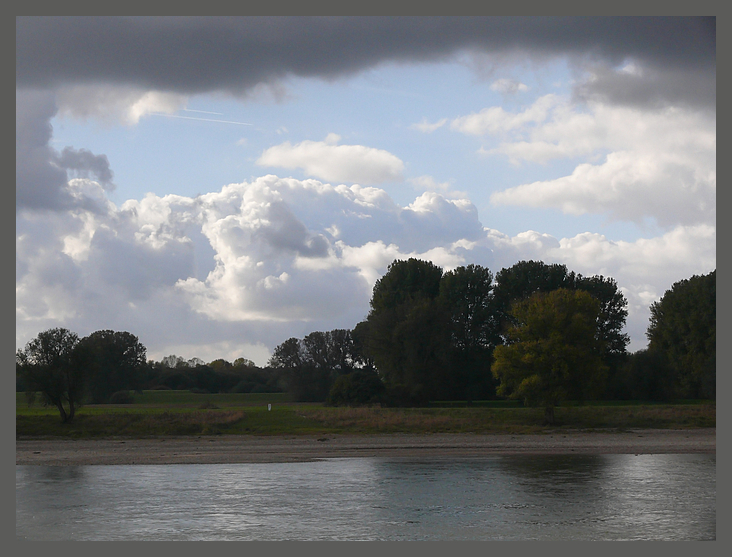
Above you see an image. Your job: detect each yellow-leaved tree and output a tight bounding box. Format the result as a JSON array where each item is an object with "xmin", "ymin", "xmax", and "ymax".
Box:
[{"xmin": 491, "ymin": 288, "xmax": 608, "ymax": 425}]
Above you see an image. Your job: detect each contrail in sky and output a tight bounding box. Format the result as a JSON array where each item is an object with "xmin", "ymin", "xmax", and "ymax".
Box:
[
  {"xmin": 183, "ymin": 108, "xmax": 224, "ymax": 115},
  {"xmin": 151, "ymin": 112, "xmax": 253, "ymax": 125}
]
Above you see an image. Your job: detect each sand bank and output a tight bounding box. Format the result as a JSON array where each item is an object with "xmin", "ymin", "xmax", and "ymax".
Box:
[{"xmin": 16, "ymin": 429, "xmax": 715, "ymax": 466}]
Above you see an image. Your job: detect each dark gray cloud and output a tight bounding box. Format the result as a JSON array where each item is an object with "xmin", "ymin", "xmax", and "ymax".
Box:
[
  {"xmin": 15, "ymin": 90, "xmax": 72, "ymax": 211},
  {"xmin": 17, "ymin": 16, "xmax": 715, "ymax": 106},
  {"xmin": 16, "ymin": 90, "xmax": 116, "ymax": 212},
  {"xmin": 574, "ymin": 64, "xmax": 716, "ymax": 110},
  {"xmin": 57, "ymin": 147, "xmax": 115, "ymax": 190}
]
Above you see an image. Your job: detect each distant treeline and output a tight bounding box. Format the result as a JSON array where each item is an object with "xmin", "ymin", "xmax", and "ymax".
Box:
[
  {"xmin": 17, "ymin": 260, "xmax": 715, "ymax": 422},
  {"xmin": 266, "ymin": 260, "xmax": 715, "ymax": 408}
]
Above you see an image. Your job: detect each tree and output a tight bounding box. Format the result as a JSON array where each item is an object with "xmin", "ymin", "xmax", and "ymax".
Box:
[
  {"xmin": 491, "ymin": 289, "xmax": 608, "ymax": 424},
  {"xmin": 364, "ymin": 258, "xmax": 445, "ymax": 403},
  {"xmin": 493, "ymin": 261, "xmax": 629, "ymax": 398},
  {"xmin": 78, "ymin": 330, "xmax": 147, "ymax": 403},
  {"xmin": 268, "ymin": 338, "xmax": 303, "ymax": 370},
  {"xmin": 647, "ymin": 270, "xmax": 716, "ymax": 399},
  {"xmin": 493, "ymin": 260, "xmax": 573, "ymax": 337},
  {"xmin": 269, "ymin": 331, "xmax": 360, "ymax": 402},
  {"xmin": 17, "ymin": 328, "xmax": 84, "ymax": 423},
  {"xmin": 327, "ymin": 369, "xmax": 385, "ymax": 406},
  {"xmin": 615, "ymin": 349, "xmax": 676, "ymax": 401},
  {"xmin": 438, "ymin": 264, "xmax": 500, "ymax": 400},
  {"xmin": 369, "ymin": 258, "xmax": 443, "ymax": 314}
]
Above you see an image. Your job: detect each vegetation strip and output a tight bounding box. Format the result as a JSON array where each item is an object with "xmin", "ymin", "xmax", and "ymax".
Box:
[{"xmin": 17, "ymin": 391, "xmax": 715, "ymax": 439}]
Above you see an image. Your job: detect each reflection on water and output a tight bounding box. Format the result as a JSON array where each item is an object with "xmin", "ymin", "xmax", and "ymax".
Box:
[{"xmin": 16, "ymin": 454, "xmax": 715, "ymax": 541}]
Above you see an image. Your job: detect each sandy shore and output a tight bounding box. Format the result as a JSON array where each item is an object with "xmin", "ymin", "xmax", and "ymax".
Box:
[{"xmin": 16, "ymin": 428, "xmax": 714, "ymax": 465}]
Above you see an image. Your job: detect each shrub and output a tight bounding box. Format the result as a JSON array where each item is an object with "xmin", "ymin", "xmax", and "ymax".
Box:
[
  {"xmin": 327, "ymin": 370, "xmax": 386, "ymax": 406},
  {"xmin": 109, "ymin": 390, "xmax": 134, "ymax": 404}
]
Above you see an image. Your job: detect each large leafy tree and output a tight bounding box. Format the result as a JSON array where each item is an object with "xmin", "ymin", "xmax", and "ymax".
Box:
[
  {"xmin": 492, "ymin": 260, "xmax": 573, "ymax": 336},
  {"xmin": 647, "ymin": 270, "xmax": 716, "ymax": 399},
  {"xmin": 438, "ymin": 264, "xmax": 500, "ymax": 400},
  {"xmin": 364, "ymin": 258, "xmax": 445, "ymax": 403},
  {"xmin": 78, "ymin": 330, "xmax": 147, "ymax": 403},
  {"xmin": 268, "ymin": 337, "xmax": 303, "ymax": 370},
  {"xmin": 493, "ymin": 261, "xmax": 628, "ymax": 395},
  {"xmin": 17, "ymin": 328, "xmax": 85, "ymax": 423},
  {"xmin": 492, "ymin": 289, "xmax": 608, "ymax": 424}
]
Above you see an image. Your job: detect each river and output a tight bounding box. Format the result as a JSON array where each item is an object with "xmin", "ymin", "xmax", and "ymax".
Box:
[{"xmin": 16, "ymin": 454, "xmax": 715, "ymax": 540}]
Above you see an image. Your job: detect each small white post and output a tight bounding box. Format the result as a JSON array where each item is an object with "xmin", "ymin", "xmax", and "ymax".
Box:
[{"xmin": 268, "ymin": 403, "xmax": 271, "ymax": 411}]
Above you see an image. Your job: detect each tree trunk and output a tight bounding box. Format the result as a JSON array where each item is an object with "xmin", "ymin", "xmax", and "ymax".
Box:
[{"xmin": 55, "ymin": 401, "xmax": 68, "ymax": 423}]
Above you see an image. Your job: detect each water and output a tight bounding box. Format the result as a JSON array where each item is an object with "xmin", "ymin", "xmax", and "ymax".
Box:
[{"xmin": 16, "ymin": 454, "xmax": 715, "ymax": 541}]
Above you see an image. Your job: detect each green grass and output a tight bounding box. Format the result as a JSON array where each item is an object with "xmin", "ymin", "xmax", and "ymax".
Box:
[{"xmin": 16, "ymin": 390, "xmax": 715, "ymax": 439}]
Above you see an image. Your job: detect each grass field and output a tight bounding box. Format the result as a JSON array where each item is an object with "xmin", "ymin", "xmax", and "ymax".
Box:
[{"xmin": 15, "ymin": 390, "xmax": 716, "ymax": 438}]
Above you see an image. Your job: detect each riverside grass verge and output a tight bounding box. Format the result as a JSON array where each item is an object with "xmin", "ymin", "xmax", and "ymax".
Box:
[{"xmin": 16, "ymin": 390, "xmax": 716, "ymax": 439}]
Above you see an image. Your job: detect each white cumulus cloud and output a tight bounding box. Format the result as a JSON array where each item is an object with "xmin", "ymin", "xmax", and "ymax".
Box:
[
  {"xmin": 447, "ymin": 94, "xmax": 715, "ymax": 227},
  {"xmin": 256, "ymin": 136, "xmax": 405, "ymax": 184},
  {"xmin": 490, "ymin": 78, "xmax": 529, "ymax": 94},
  {"xmin": 17, "ymin": 174, "xmax": 715, "ymax": 362}
]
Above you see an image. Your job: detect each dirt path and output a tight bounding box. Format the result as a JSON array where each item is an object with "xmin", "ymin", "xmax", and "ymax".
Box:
[{"xmin": 16, "ymin": 428, "xmax": 715, "ymax": 465}]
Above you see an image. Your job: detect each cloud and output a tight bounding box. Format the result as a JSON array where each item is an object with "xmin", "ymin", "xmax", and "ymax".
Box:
[
  {"xmin": 54, "ymin": 84, "xmax": 187, "ymax": 125},
  {"xmin": 450, "ymin": 94, "xmax": 559, "ymax": 135},
  {"xmin": 256, "ymin": 137, "xmax": 405, "ymax": 184},
  {"xmin": 17, "ymin": 17, "xmax": 714, "ymax": 108},
  {"xmin": 15, "ymin": 90, "xmax": 117, "ymax": 213},
  {"xmin": 411, "ymin": 118, "xmax": 447, "ymax": 133},
  {"xmin": 574, "ymin": 60, "xmax": 716, "ymax": 110},
  {"xmin": 408, "ymin": 175, "xmax": 468, "ymax": 200},
  {"xmin": 490, "ymin": 150, "xmax": 715, "ymax": 227},
  {"xmin": 443, "ymin": 94, "xmax": 716, "ymax": 227},
  {"xmin": 490, "ymin": 78, "xmax": 529, "ymax": 94},
  {"xmin": 57, "ymin": 147, "xmax": 114, "ymax": 190},
  {"xmin": 16, "ymin": 173, "xmax": 715, "ymax": 362}
]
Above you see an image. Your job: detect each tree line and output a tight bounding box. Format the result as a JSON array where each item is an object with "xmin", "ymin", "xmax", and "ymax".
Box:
[
  {"xmin": 276, "ymin": 259, "xmax": 632, "ymax": 412},
  {"xmin": 16, "ymin": 330, "xmax": 287, "ymax": 422},
  {"xmin": 17, "ymin": 260, "xmax": 715, "ymax": 423},
  {"xmin": 268, "ymin": 260, "xmax": 714, "ymax": 417}
]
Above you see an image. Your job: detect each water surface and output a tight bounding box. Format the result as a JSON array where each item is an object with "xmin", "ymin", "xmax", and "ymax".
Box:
[{"xmin": 16, "ymin": 454, "xmax": 715, "ymax": 541}]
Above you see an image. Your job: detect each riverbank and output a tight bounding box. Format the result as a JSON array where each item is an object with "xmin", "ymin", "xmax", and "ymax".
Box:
[{"xmin": 16, "ymin": 428, "xmax": 715, "ymax": 465}]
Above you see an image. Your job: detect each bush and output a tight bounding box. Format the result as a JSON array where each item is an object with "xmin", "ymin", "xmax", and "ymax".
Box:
[
  {"xmin": 232, "ymin": 380, "xmax": 255, "ymax": 393},
  {"xmin": 109, "ymin": 390, "xmax": 134, "ymax": 404},
  {"xmin": 327, "ymin": 370, "xmax": 386, "ymax": 406}
]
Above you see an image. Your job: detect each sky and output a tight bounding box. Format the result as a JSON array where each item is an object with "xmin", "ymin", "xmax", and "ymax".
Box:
[{"xmin": 16, "ymin": 16, "xmax": 716, "ymax": 366}]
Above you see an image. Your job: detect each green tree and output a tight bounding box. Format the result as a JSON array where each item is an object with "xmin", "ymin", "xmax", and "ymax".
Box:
[
  {"xmin": 493, "ymin": 261, "xmax": 629, "ymax": 398},
  {"xmin": 438, "ymin": 264, "xmax": 500, "ymax": 400},
  {"xmin": 78, "ymin": 330, "xmax": 147, "ymax": 403},
  {"xmin": 268, "ymin": 337, "xmax": 303, "ymax": 370},
  {"xmin": 647, "ymin": 270, "xmax": 716, "ymax": 399},
  {"xmin": 493, "ymin": 260, "xmax": 573, "ymax": 336},
  {"xmin": 615, "ymin": 349, "xmax": 676, "ymax": 401},
  {"xmin": 327, "ymin": 369, "xmax": 385, "ymax": 406},
  {"xmin": 370, "ymin": 257, "xmax": 443, "ymax": 313},
  {"xmin": 17, "ymin": 328, "xmax": 85, "ymax": 423},
  {"xmin": 364, "ymin": 258, "xmax": 445, "ymax": 403},
  {"xmin": 269, "ymin": 331, "xmax": 360, "ymax": 402},
  {"xmin": 492, "ymin": 289, "xmax": 608, "ymax": 424}
]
